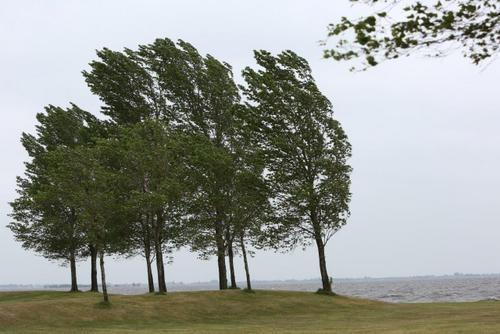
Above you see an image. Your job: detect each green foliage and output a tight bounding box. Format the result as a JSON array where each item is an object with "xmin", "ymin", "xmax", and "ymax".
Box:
[
  {"xmin": 42, "ymin": 144, "xmax": 129, "ymax": 254},
  {"xmin": 9, "ymin": 105, "xmax": 100, "ymax": 264},
  {"xmin": 83, "ymin": 38, "xmax": 240, "ymax": 130},
  {"xmin": 324, "ymin": 0, "xmax": 499, "ymax": 70},
  {"xmin": 11, "ymin": 37, "xmax": 353, "ymax": 293},
  {"xmin": 242, "ymin": 50, "xmax": 352, "ymax": 249},
  {"xmin": 109, "ymin": 121, "xmax": 189, "ymax": 255},
  {"xmin": 82, "ymin": 38, "xmax": 257, "ymax": 290}
]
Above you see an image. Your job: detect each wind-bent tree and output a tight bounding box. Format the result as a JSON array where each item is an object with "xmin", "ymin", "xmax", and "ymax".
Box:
[
  {"xmin": 223, "ymin": 117, "xmax": 270, "ymax": 291},
  {"xmin": 231, "ymin": 167, "xmax": 270, "ymax": 291},
  {"xmin": 44, "ymin": 143, "xmax": 131, "ymax": 303},
  {"xmin": 11, "ymin": 37, "xmax": 355, "ymax": 297},
  {"xmin": 111, "ymin": 121, "xmax": 188, "ymax": 294},
  {"xmin": 84, "ymin": 38, "xmax": 242, "ymax": 290},
  {"xmin": 9, "ymin": 105, "xmax": 100, "ymax": 292},
  {"xmin": 242, "ymin": 50, "xmax": 352, "ymax": 293},
  {"xmin": 152, "ymin": 45, "xmax": 242, "ymax": 291},
  {"xmin": 324, "ymin": 0, "xmax": 499, "ymax": 70},
  {"xmin": 83, "ymin": 41, "xmax": 184, "ymax": 293},
  {"xmin": 181, "ymin": 133, "xmax": 237, "ymax": 290}
]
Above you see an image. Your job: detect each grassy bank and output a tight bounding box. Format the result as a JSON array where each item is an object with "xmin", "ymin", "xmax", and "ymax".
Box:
[{"xmin": 0, "ymin": 290, "xmax": 499, "ymax": 333}]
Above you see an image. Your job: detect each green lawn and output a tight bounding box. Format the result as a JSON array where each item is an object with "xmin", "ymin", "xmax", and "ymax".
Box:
[{"xmin": 0, "ymin": 290, "xmax": 499, "ymax": 333}]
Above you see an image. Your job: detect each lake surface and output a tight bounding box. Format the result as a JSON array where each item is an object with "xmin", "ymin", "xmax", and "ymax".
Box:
[{"xmin": 3, "ymin": 275, "xmax": 500, "ymax": 303}]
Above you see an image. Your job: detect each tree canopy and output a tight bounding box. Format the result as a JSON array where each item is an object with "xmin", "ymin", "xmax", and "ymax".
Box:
[
  {"xmin": 9, "ymin": 105, "xmax": 101, "ymax": 292},
  {"xmin": 242, "ymin": 50, "xmax": 352, "ymax": 293},
  {"xmin": 10, "ymin": 38, "xmax": 352, "ymax": 299}
]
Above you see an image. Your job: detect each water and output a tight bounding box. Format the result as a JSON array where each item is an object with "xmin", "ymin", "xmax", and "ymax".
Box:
[{"xmin": 2, "ymin": 275, "xmax": 500, "ymax": 303}]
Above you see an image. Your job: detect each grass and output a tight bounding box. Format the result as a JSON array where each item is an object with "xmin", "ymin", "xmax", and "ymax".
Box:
[{"xmin": 1, "ymin": 290, "xmax": 499, "ymax": 333}]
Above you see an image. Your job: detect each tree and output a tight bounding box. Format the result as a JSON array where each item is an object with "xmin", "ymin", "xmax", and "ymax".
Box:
[
  {"xmin": 223, "ymin": 113, "xmax": 271, "ymax": 291},
  {"xmin": 9, "ymin": 105, "xmax": 100, "ymax": 292},
  {"xmin": 181, "ymin": 134, "xmax": 236, "ymax": 290},
  {"xmin": 44, "ymin": 144, "xmax": 130, "ymax": 303},
  {"xmin": 242, "ymin": 50, "xmax": 352, "ymax": 294},
  {"xmin": 83, "ymin": 38, "xmax": 242, "ymax": 290},
  {"xmin": 231, "ymin": 167, "xmax": 271, "ymax": 291},
  {"xmin": 324, "ymin": 0, "xmax": 499, "ymax": 70},
  {"xmin": 110, "ymin": 121, "xmax": 188, "ymax": 294}
]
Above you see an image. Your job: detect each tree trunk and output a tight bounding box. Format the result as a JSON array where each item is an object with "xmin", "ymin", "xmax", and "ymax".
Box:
[
  {"xmin": 226, "ymin": 229, "xmax": 237, "ymax": 289},
  {"xmin": 146, "ymin": 258, "xmax": 155, "ymax": 293},
  {"xmin": 144, "ymin": 240, "xmax": 155, "ymax": 293},
  {"xmin": 315, "ymin": 238, "xmax": 332, "ymax": 293},
  {"xmin": 90, "ymin": 245, "xmax": 98, "ymax": 292},
  {"xmin": 240, "ymin": 233, "xmax": 252, "ymax": 291},
  {"xmin": 215, "ymin": 222, "xmax": 228, "ymax": 290},
  {"xmin": 228, "ymin": 244, "xmax": 237, "ymax": 289},
  {"xmin": 154, "ymin": 241, "xmax": 167, "ymax": 293},
  {"xmin": 68, "ymin": 209, "xmax": 78, "ymax": 292},
  {"xmin": 69, "ymin": 250, "xmax": 78, "ymax": 292},
  {"xmin": 99, "ymin": 251, "xmax": 109, "ymax": 303},
  {"xmin": 311, "ymin": 209, "xmax": 333, "ymax": 294},
  {"xmin": 143, "ymin": 214, "xmax": 155, "ymax": 293},
  {"xmin": 154, "ymin": 211, "xmax": 167, "ymax": 293}
]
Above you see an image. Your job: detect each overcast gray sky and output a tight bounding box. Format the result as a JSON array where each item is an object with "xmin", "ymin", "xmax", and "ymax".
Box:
[{"xmin": 1, "ymin": 0, "xmax": 499, "ymax": 285}]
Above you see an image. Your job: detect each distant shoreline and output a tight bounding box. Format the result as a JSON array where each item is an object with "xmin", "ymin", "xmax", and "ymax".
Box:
[
  {"xmin": 2, "ymin": 274, "xmax": 500, "ymax": 303},
  {"xmin": 3, "ymin": 272, "xmax": 500, "ymax": 288}
]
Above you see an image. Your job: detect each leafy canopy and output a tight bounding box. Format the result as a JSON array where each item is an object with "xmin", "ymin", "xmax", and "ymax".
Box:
[
  {"xmin": 242, "ymin": 50, "xmax": 352, "ymax": 248},
  {"xmin": 9, "ymin": 105, "xmax": 100, "ymax": 262}
]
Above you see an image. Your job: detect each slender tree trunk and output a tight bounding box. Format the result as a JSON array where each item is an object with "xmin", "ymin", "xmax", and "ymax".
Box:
[
  {"xmin": 311, "ymin": 209, "xmax": 333, "ymax": 294},
  {"xmin": 146, "ymin": 258, "xmax": 155, "ymax": 293},
  {"xmin": 69, "ymin": 250, "xmax": 78, "ymax": 292},
  {"xmin": 228, "ymin": 244, "xmax": 237, "ymax": 289},
  {"xmin": 143, "ymin": 215, "xmax": 155, "ymax": 293},
  {"xmin": 68, "ymin": 210, "xmax": 79, "ymax": 292},
  {"xmin": 99, "ymin": 251, "xmax": 109, "ymax": 303},
  {"xmin": 154, "ymin": 241, "xmax": 167, "ymax": 293},
  {"xmin": 215, "ymin": 222, "xmax": 228, "ymax": 290},
  {"xmin": 154, "ymin": 211, "xmax": 167, "ymax": 293},
  {"xmin": 89, "ymin": 245, "xmax": 98, "ymax": 292},
  {"xmin": 240, "ymin": 233, "xmax": 252, "ymax": 291},
  {"xmin": 144, "ymin": 240, "xmax": 155, "ymax": 293},
  {"xmin": 315, "ymin": 238, "xmax": 332, "ymax": 293},
  {"xmin": 154, "ymin": 245, "xmax": 166, "ymax": 293},
  {"xmin": 226, "ymin": 229, "xmax": 237, "ymax": 289}
]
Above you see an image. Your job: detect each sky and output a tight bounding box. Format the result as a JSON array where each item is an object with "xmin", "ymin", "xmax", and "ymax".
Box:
[{"xmin": 1, "ymin": 0, "xmax": 499, "ymax": 285}]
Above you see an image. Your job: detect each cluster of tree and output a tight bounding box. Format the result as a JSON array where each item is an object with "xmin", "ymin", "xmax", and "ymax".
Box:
[
  {"xmin": 9, "ymin": 39, "xmax": 352, "ymax": 303},
  {"xmin": 323, "ymin": 0, "xmax": 498, "ymax": 70}
]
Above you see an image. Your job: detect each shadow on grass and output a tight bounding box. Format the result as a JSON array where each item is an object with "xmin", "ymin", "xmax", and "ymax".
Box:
[
  {"xmin": 154, "ymin": 292, "xmax": 167, "ymax": 296},
  {"xmin": 95, "ymin": 300, "xmax": 112, "ymax": 308},
  {"xmin": 315, "ymin": 289, "xmax": 337, "ymax": 296}
]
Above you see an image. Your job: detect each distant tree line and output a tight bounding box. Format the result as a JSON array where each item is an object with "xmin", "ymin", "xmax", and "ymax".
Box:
[{"xmin": 9, "ymin": 38, "xmax": 352, "ymax": 303}]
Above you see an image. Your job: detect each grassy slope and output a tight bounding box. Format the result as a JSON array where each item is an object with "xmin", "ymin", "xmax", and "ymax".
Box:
[{"xmin": 0, "ymin": 290, "xmax": 499, "ymax": 333}]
